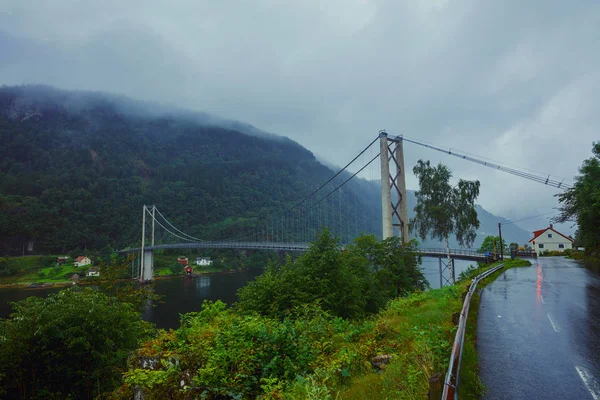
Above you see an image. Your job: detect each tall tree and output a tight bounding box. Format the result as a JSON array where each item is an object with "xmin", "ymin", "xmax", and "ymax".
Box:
[
  {"xmin": 410, "ymin": 160, "xmax": 480, "ymax": 283},
  {"xmin": 478, "ymin": 235, "xmax": 507, "ymax": 254},
  {"xmin": 555, "ymin": 142, "xmax": 600, "ymax": 253}
]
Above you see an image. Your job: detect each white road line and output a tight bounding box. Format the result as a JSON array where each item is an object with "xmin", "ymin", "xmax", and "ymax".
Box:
[
  {"xmin": 575, "ymin": 366, "xmax": 600, "ymax": 400},
  {"xmin": 547, "ymin": 313, "xmax": 560, "ymax": 332}
]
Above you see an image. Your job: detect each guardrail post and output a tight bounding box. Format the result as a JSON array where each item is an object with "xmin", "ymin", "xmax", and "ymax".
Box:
[{"xmin": 428, "ymin": 373, "xmax": 443, "ymax": 399}]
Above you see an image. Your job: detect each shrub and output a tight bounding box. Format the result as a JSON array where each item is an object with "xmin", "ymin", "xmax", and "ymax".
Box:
[
  {"xmin": 47, "ymin": 265, "xmax": 64, "ymax": 277},
  {"xmin": 169, "ymin": 263, "xmax": 183, "ymax": 275},
  {"xmin": 0, "ymin": 289, "xmax": 154, "ymax": 399},
  {"xmin": 119, "ymin": 301, "xmax": 374, "ymax": 399},
  {"xmin": 236, "ymin": 229, "xmax": 426, "ymax": 320}
]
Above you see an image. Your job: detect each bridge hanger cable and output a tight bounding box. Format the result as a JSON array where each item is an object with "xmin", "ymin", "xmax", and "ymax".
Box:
[
  {"xmin": 152, "ymin": 207, "xmax": 207, "ymax": 242},
  {"xmin": 286, "ymin": 136, "xmax": 379, "ymax": 214},
  {"xmin": 400, "ymin": 135, "xmax": 572, "ymax": 190},
  {"xmin": 305, "ymin": 152, "xmax": 380, "ymax": 211},
  {"xmin": 222, "ymin": 136, "xmax": 380, "ymax": 243}
]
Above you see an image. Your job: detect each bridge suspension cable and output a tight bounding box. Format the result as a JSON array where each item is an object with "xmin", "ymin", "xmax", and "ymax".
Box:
[
  {"xmin": 287, "ymin": 136, "xmax": 379, "ymax": 213},
  {"xmin": 153, "ymin": 207, "xmax": 207, "ymax": 242},
  {"xmin": 306, "ymin": 152, "xmax": 380, "ymax": 211},
  {"xmin": 145, "ymin": 206, "xmax": 198, "ymax": 243},
  {"xmin": 400, "ymin": 135, "xmax": 572, "ymax": 190}
]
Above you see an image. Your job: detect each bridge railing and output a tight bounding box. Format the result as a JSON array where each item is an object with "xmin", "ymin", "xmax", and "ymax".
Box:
[{"xmin": 416, "ymin": 248, "xmax": 490, "ymax": 258}]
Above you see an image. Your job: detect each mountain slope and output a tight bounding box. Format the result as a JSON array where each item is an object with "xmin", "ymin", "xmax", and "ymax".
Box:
[
  {"xmin": 1, "ymin": 85, "xmax": 376, "ymax": 255},
  {"xmin": 0, "ymin": 85, "xmax": 529, "ymax": 256}
]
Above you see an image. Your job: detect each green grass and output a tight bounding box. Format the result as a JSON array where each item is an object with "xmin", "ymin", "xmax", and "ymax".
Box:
[
  {"xmin": 0, "ymin": 255, "xmax": 63, "ymax": 284},
  {"xmin": 337, "ymin": 258, "xmax": 532, "ymax": 400}
]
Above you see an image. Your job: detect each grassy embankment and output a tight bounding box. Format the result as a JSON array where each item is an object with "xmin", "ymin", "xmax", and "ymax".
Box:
[
  {"xmin": 338, "ymin": 258, "xmax": 532, "ymax": 400},
  {"xmin": 0, "ymin": 254, "xmax": 231, "ymax": 285},
  {"xmin": 0, "ymin": 255, "xmax": 78, "ymax": 285}
]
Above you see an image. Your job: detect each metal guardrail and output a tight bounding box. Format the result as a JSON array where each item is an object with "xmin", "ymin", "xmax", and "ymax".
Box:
[{"xmin": 441, "ymin": 263, "xmax": 506, "ymax": 399}]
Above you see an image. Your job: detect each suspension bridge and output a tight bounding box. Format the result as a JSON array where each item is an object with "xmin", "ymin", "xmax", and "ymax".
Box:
[{"xmin": 119, "ymin": 131, "xmax": 555, "ymax": 284}]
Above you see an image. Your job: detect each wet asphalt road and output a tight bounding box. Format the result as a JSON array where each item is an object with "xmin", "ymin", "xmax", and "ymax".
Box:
[{"xmin": 478, "ymin": 257, "xmax": 600, "ymax": 400}]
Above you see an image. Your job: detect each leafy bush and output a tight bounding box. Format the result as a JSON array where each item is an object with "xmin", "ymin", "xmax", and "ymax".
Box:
[
  {"xmin": 0, "ymin": 289, "xmax": 154, "ymax": 399},
  {"xmin": 539, "ymin": 250, "xmax": 566, "ymax": 257},
  {"xmin": 119, "ymin": 301, "xmax": 376, "ymax": 399},
  {"xmin": 236, "ymin": 229, "xmax": 427, "ymax": 320},
  {"xmin": 169, "ymin": 263, "xmax": 184, "ymax": 275},
  {"xmin": 47, "ymin": 265, "xmax": 64, "ymax": 277},
  {"xmin": 457, "ymin": 263, "xmax": 481, "ymax": 282}
]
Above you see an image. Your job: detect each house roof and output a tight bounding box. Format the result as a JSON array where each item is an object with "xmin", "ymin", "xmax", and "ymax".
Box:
[
  {"xmin": 74, "ymin": 256, "xmax": 88, "ymax": 261},
  {"xmin": 529, "ymin": 227, "xmax": 574, "ymax": 243}
]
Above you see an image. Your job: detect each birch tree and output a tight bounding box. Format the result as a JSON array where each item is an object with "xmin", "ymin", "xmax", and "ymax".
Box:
[{"xmin": 410, "ymin": 160, "xmax": 480, "ymax": 283}]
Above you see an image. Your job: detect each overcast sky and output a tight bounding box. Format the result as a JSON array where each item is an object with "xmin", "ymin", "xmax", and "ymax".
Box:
[{"xmin": 1, "ymin": 0, "xmax": 598, "ymax": 236}]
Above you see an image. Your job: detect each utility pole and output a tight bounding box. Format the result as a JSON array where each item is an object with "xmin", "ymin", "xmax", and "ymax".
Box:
[
  {"xmin": 140, "ymin": 205, "xmax": 146, "ymax": 283},
  {"xmin": 379, "ymin": 131, "xmax": 409, "ymax": 243},
  {"xmin": 498, "ymin": 222, "xmax": 504, "ymax": 260}
]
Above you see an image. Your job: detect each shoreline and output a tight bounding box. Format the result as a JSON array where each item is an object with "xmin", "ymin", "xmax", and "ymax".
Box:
[{"xmin": 0, "ymin": 268, "xmax": 256, "ymax": 289}]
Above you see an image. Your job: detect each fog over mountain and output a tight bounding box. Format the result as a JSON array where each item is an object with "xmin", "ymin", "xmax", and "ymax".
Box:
[{"xmin": 2, "ymin": 1, "xmax": 597, "ymax": 238}]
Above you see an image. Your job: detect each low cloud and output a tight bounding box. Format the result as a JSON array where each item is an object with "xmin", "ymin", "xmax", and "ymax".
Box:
[{"xmin": 1, "ymin": 0, "xmax": 598, "ymax": 235}]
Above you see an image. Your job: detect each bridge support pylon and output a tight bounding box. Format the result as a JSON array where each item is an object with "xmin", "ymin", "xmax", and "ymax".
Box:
[
  {"xmin": 379, "ymin": 131, "xmax": 409, "ymax": 243},
  {"xmin": 139, "ymin": 204, "xmax": 156, "ymax": 283},
  {"xmin": 141, "ymin": 249, "xmax": 154, "ymax": 282},
  {"xmin": 439, "ymin": 257, "xmax": 455, "ymax": 287}
]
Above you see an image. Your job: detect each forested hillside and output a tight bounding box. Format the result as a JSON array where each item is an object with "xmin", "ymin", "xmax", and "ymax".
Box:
[
  {"xmin": 0, "ymin": 85, "xmax": 530, "ymax": 256},
  {"xmin": 0, "ymin": 85, "xmax": 381, "ymax": 255}
]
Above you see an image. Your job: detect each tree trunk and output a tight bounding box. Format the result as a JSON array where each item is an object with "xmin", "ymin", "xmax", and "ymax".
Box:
[{"xmin": 445, "ymin": 235, "xmax": 454, "ymax": 284}]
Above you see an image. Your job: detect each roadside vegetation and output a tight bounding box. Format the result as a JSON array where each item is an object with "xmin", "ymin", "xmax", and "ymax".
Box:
[
  {"xmin": 555, "ymin": 141, "xmax": 600, "ymax": 258},
  {"xmin": 114, "ymin": 229, "xmax": 531, "ymax": 400}
]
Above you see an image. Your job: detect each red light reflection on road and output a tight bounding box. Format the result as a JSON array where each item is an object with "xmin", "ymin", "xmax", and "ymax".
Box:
[{"xmin": 536, "ymin": 263, "xmax": 543, "ymax": 304}]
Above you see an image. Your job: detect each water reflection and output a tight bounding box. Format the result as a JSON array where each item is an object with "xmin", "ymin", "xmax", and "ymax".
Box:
[
  {"xmin": 0, "ymin": 257, "xmax": 480, "ymax": 329},
  {"xmin": 536, "ymin": 262, "xmax": 543, "ymax": 307}
]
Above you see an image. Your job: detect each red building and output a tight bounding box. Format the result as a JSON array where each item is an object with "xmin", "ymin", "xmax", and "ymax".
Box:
[
  {"xmin": 177, "ymin": 256, "xmax": 188, "ymax": 266},
  {"xmin": 184, "ymin": 266, "xmax": 193, "ymax": 275}
]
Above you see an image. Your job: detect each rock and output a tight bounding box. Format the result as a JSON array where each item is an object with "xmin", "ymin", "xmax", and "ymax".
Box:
[{"xmin": 371, "ymin": 354, "xmax": 393, "ymax": 370}]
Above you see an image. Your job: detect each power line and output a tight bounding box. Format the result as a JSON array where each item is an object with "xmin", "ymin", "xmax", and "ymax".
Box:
[{"xmin": 501, "ymin": 211, "xmax": 559, "ymax": 225}]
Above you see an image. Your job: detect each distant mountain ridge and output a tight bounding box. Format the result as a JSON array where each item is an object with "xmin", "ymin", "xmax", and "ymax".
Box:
[{"xmin": 364, "ymin": 182, "xmax": 532, "ymax": 247}]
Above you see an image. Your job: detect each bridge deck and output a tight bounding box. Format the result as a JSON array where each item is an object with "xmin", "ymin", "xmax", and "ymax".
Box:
[{"xmin": 119, "ymin": 242, "xmax": 535, "ymax": 261}]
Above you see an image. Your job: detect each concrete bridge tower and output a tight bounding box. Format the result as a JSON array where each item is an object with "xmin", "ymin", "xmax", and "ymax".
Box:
[
  {"xmin": 379, "ymin": 131, "xmax": 409, "ymax": 243},
  {"xmin": 139, "ymin": 205, "xmax": 155, "ymax": 282}
]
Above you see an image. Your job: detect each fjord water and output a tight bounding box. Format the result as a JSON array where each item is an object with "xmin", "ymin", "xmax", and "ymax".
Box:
[{"xmin": 0, "ymin": 258, "xmax": 476, "ymax": 329}]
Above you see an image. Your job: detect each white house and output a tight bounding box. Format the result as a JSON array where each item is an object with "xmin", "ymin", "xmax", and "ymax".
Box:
[
  {"xmin": 196, "ymin": 257, "xmax": 213, "ymax": 266},
  {"xmin": 529, "ymin": 224, "xmax": 574, "ymax": 255},
  {"xmin": 86, "ymin": 267, "xmax": 100, "ymax": 277},
  {"xmin": 74, "ymin": 256, "xmax": 92, "ymax": 267}
]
